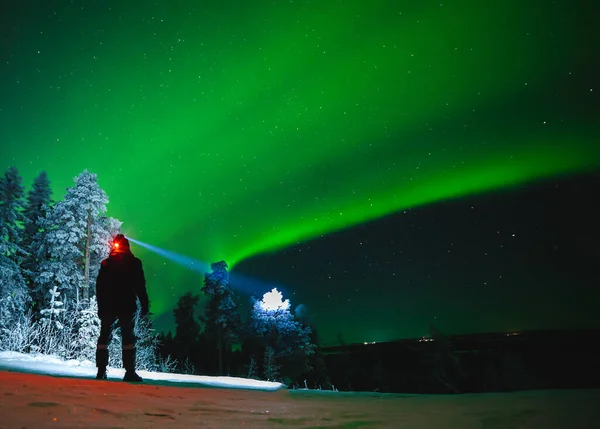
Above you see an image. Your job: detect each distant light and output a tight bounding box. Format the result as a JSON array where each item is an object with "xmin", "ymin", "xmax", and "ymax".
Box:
[{"xmin": 260, "ymin": 288, "xmax": 290, "ymax": 311}]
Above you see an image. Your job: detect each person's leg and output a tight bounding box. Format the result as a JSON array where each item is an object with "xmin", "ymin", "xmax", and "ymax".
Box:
[
  {"xmin": 96, "ymin": 316, "xmax": 116, "ymax": 379},
  {"xmin": 120, "ymin": 313, "xmax": 142, "ymax": 382}
]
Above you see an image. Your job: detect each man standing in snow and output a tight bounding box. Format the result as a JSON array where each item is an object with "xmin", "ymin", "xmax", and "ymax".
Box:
[{"xmin": 95, "ymin": 234, "xmax": 150, "ymax": 382}]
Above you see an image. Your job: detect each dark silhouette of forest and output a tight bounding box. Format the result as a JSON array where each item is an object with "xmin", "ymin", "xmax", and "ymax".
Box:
[{"xmin": 158, "ymin": 281, "xmax": 600, "ymax": 394}]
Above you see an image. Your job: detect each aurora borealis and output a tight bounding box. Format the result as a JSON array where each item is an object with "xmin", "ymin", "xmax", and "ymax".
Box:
[{"xmin": 2, "ymin": 0, "xmax": 599, "ymax": 344}]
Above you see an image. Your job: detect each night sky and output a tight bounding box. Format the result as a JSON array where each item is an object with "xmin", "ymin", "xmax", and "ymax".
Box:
[{"xmin": 2, "ymin": 0, "xmax": 599, "ymax": 345}]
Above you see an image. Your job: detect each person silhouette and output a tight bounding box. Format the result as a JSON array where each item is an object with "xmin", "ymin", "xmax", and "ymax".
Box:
[{"xmin": 95, "ymin": 234, "xmax": 149, "ymax": 382}]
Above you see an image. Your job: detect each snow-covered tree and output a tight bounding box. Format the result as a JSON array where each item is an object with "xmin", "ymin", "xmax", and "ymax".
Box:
[
  {"xmin": 250, "ymin": 288, "xmax": 315, "ymax": 379},
  {"xmin": 22, "ymin": 171, "xmax": 53, "ymax": 313},
  {"xmin": 134, "ymin": 308, "xmax": 160, "ymax": 371},
  {"xmin": 0, "ymin": 167, "xmax": 29, "ymax": 335},
  {"xmin": 33, "ymin": 170, "xmax": 119, "ymax": 306},
  {"xmin": 73, "ymin": 296, "xmax": 101, "ymax": 363},
  {"xmin": 40, "ymin": 285, "xmax": 65, "ymax": 330},
  {"xmin": 0, "ymin": 166, "xmax": 27, "ymax": 255},
  {"xmin": 0, "ymin": 295, "xmax": 16, "ymax": 345},
  {"xmin": 23, "ymin": 171, "xmax": 52, "ymax": 242},
  {"xmin": 263, "ymin": 346, "xmax": 280, "ymax": 381},
  {"xmin": 202, "ymin": 260, "xmax": 241, "ymax": 375}
]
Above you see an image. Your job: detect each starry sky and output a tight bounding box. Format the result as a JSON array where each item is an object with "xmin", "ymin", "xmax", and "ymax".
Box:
[{"xmin": 1, "ymin": 0, "xmax": 599, "ymax": 344}]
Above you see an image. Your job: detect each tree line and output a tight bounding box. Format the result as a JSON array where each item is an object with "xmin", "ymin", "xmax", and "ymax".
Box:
[
  {"xmin": 0, "ymin": 167, "xmax": 161, "ymax": 369},
  {"xmin": 0, "ymin": 166, "xmax": 326, "ymax": 387},
  {"xmin": 161, "ymin": 271, "xmax": 327, "ymax": 387}
]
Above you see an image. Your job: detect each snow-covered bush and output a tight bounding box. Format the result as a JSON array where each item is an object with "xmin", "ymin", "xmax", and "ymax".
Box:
[
  {"xmin": 73, "ymin": 297, "xmax": 101, "ymax": 362},
  {"xmin": 157, "ymin": 355, "xmax": 178, "ymax": 373},
  {"xmin": 0, "ymin": 310, "xmax": 35, "ymax": 353},
  {"xmin": 181, "ymin": 357, "xmax": 195, "ymax": 375},
  {"xmin": 134, "ymin": 309, "xmax": 160, "ymax": 371}
]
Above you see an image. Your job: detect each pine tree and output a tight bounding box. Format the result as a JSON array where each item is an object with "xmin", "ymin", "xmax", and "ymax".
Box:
[
  {"xmin": 0, "ymin": 295, "xmax": 15, "ymax": 345},
  {"xmin": 0, "ymin": 167, "xmax": 29, "ymax": 338},
  {"xmin": 173, "ymin": 292, "xmax": 201, "ymax": 371},
  {"xmin": 263, "ymin": 346, "xmax": 280, "ymax": 381},
  {"xmin": 156, "ymin": 331, "xmax": 178, "ymax": 373},
  {"xmin": 134, "ymin": 308, "xmax": 160, "ymax": 371},
  {"xmin": 33, "ymin": 170, "xmax": 118, "ymax": 306},
  {"xmin": 0, "ymin": 167, "xmax": 27, "ymax": 254},
  {"xmin": 250, "ymin": 288, "xmax": 315, "ymax": 380},
  {"xmin": 23, "ymin": 171, "xmax": 52, "ymax": 242},
  {"xmin": 202, "ymin": 260, "xmax": 241, "ymax": 375},
  {"xmin": 40, "ymin": 285, "xmax": 65, "ymax": 330},
  {"xmin": 73, "ymin": 295, "xmax": 101, "ymax": 363},
  {"xmin": 246, "ymin": 355, "xmax": 258, "ymax": 379},
  {"xmin": 22, "ymin": 171, "xmax": 53, "ymax": 313}
]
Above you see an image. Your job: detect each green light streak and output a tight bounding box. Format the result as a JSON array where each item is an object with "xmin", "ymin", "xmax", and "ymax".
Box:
[{"xmin": 3, "ymin": 1, "xmax": 598, "ymax": 316}]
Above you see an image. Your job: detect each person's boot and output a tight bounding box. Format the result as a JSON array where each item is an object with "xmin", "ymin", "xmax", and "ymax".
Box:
[
  {"xmin": 122, "ymin": 348, "xmax": 143, "ymax": 382},
  {"xmin": 95, "ymin": 348, "xmax": 108, "ymax": 380}
]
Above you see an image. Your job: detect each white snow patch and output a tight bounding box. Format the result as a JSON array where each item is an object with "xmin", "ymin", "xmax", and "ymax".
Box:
[{"xmin": 0, "ymin": 351, "xmax": 284, "ymax": 391}]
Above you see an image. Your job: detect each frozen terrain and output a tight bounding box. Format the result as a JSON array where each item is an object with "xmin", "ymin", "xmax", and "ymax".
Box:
[{"xmin": 1, "ymin": 352, "xmax": 599, "ymax": 428}]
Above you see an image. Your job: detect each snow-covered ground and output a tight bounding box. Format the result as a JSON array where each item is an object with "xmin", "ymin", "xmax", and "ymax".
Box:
[
  {"xmin": 0, "ymin": 351, "xmax": 283, "ymax": 391},
  {"xmin": 1, "ymin": 352, "xmax": 599, "ymax": 429}
]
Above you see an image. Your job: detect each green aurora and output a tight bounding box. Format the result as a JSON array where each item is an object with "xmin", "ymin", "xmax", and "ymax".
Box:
[{"xmin": 2, "ymin": 0, "xmax": 599, "ymax": 330}]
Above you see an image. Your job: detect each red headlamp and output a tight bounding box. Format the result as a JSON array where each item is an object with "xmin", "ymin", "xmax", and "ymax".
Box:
[{"xmin": 112, "ymin": 234, "xmax": 129, "ymax": 252}]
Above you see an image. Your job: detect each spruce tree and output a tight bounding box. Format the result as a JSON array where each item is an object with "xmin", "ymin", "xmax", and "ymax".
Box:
[
  {"xmin": 250, "ymin": 288, "xmax": 315, "ymax": 381},
  {"xmin": 0, "ymin": 167, "xmax": 27, "ymax": 253},
  {"xmin": 73, "ymin": 295, "xmax": 101, "ymax": 362},
  {"xmin": 33, "ymin": 170, "xmax": 118, "ymax": 305},
  {"xmin": 0, "ymin": 167, "xmax": 28, "ymax": 338},
  {"xmin": 263, "ymin": 346, "xmax": 280, "ymax": 381},
  {"xmin": 173, "ymin": 292, "xmax": 201, "ymax": 372},
  {"xmin": 23, "ymin": 171, "xmax": 52, "ymax": 241},
  {"xmin": 22, "ymin": 171, "xmax": 53, "ymax": 312},
  {"xmin": 134, "ymin": 308, "xmax": 160, "ymax": 371},
  {"xmin": 39, "ymin": 285, "xmax": 65, "ymax": 330},
  {"xmin": 202, "ymin": 260, "xmax": 241, "ymax": 375}
]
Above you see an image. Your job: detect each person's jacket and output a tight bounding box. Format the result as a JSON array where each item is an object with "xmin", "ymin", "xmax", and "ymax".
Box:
[{"xmin": 96, "ymin": 250, "xmax": 149, "ymax": 318}]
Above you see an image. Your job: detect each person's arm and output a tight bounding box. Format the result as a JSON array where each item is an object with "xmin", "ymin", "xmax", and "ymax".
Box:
[
  {"xmin": 134, "ymin": 258, "xmax": 150, "ymax": 315},
  {"xmin": 96, "ymin": 260, "xmax": 108, "ymax": 319}
]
